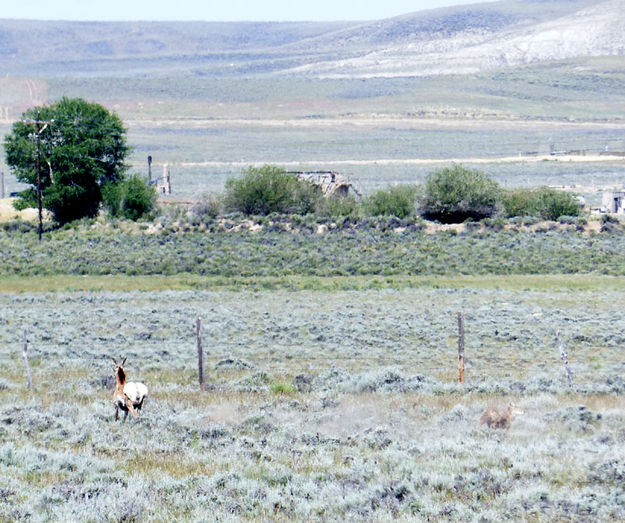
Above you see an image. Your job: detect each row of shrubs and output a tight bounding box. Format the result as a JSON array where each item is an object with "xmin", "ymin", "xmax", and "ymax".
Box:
[{"xmin": 193, "ymin": 164, "xmax": 582, "ymax": 224}]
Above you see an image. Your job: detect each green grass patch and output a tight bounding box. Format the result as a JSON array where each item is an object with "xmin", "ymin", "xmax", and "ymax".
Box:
[
  {"xmin": 1, "ymin": 273, "xmax": 624, "ymax": 293},
  {"xmin": 269, "ymin": 382, "xmax": 298, "ymax": 395}
]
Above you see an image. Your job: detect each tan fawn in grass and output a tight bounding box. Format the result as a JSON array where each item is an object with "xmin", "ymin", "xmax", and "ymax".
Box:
[
  {"xmin": 112, "ymin": 357, "xmax": 148, "ymax": 421},
  {"xmin": 479, "ymin": 403, "xmax": 524, "ymax": 429}
]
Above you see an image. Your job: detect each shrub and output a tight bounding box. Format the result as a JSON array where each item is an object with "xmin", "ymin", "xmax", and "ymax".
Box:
[
  {"xmin": 190, "ymin": 194, "xmax": 223, "ymax": 224},
  {"xmin": 419, "ymin": 165, "xmax": 501, "ymax": 223},
  {"xmin": 363, "ymin": 184, "xmax": 418, "ymax": 218},
  {"xmin": 269, "ymin": 382, "xmax": 297, "ymax": 395},
  {"xmin": 223, "ymin": 165, "xmax": 322, "ymax": 216},
  {"xmin": 601, "ymin": 213, "xmax": 623, "ymax": 233},
  {"xmin": 482, "ymin": 217, "xmax": 507, "ymax": 230},
  {"xmin": 501, "ymin": 189, "xmax": 539, "ymax": 218},
  {"xmin": 502, "ymin": 187, "xmax": 580, "ymax": 221},
  {"xmin": 0, "ymin": 219, "xmax": 36, "ymax": 233},
  {"xmin": 101, "ymin": 182, "xmax": 122, "ymax": 218},
  {"xmin": 536, "ymin": 189, "xmax": 581, "ymax": 221},
  {"xmin": 102, "ymin": 175, "xmax": 157, "ymax": 221},
  {"xmin": 315, "ymin": 194, "xmax": 361, "ymax": 219}
]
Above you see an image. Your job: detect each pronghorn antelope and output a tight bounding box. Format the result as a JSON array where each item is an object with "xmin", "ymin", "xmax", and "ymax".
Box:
[
  {"xmin": 479, "ymin": 403, "xmax": 524, "ymax": 429},
  {"xmin": 112, "ymin": 357, "xmax": 148, "ymax": 421}
]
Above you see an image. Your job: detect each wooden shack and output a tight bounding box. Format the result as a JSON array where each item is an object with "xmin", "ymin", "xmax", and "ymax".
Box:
[{"xmin": 291, "ymin": 171, "xmax": 361, "ymax": 198}]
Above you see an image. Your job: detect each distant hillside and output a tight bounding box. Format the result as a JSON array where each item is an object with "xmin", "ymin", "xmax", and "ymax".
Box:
[
  {"xmin": 0, "ymin": 0, "xmax": 623, "ymax": 78},
  {"xmin": 0, "ymin": 20, "xmax": 356, "ymax": 77},
  {"xmin": 292, "ymin": 0, "xmax": 625, "ymax": 77}
]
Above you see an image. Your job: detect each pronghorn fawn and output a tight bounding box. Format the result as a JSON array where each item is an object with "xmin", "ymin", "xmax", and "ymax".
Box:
[
  {"xmin": 112, "ymin": 357, "xmax": 148, "ymax": 421},
  {"xmin": 479, "ymin": 403, "xmax": 524, "ymax": 429}
]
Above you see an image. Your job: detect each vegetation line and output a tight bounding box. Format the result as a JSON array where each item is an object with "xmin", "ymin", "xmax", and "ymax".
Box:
[{"xmin": 0, "ymin": 274, "xmax": 622, "ymax": 293}]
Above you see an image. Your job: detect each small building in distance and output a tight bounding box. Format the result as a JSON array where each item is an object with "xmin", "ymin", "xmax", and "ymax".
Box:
[{"xmin": 601, "ymin": 190, "xmax": 625, "ymax": 214}]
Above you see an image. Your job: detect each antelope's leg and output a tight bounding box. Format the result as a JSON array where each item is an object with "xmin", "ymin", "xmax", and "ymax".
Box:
[{"xmin": 125, "ymin": 396, "xmax": 138, "ymax": 418}]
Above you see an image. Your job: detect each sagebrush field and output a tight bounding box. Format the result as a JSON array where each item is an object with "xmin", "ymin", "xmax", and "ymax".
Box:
[
  {"xmin": 2, "ymin": 219, "xmax": 625, "ymax": 280},
  {"xmin": 1, "ymin": 282, "xmax": 625, "ymax": 520},
  {"xmin": 2, "ymin": 11, "xmax": 625, "ymax": 520}
]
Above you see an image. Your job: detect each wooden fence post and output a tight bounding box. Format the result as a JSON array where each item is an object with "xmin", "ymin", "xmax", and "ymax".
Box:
[
  {"xmin": 557, "ymin": 332, "xmax": 573, "ymax": 388},
  {"xmin": 22, "ymin": 330, "xmax": 33, "ymax": 390},
  {"xmin": 457, "ymin": 312, "xmax": 465, "ymax": 383},
  {"xmin": 197, "ymin": 317, "xmax": 204, "ymax": 391},
  {"xmin": 162, "ymin": 164, "xmax": 172, "ymax": 195}
]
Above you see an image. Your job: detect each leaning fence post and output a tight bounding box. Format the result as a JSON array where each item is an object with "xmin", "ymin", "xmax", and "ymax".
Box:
[
  {"xmin": 457, "ymin": 312, "xmax": 465, "ymax": 383},
  {"xmin": 197, "ymin": 317, "xmax": 205, "ymax": 391},
  {"xmin": 557, "ymin": 331, "xmax": 574, "ymax": 388},
  {"xmin": 22, "ymin": 330, "xmax": 33, "ymax": 390}
]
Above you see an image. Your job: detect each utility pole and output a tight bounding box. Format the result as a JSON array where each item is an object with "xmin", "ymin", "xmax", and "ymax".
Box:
[
  {"xmin": 35, "ymin": 116, "xmax": 43, "ymax": 242},
  {"xmin": 24, "ymin": 113, "xmax": 53, "ymax": 242}
]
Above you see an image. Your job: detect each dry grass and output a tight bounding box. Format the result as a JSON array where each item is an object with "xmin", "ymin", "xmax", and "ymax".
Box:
[{"xmin": 0, "ymin": 198, "xmax": 52, "ymax": 222}]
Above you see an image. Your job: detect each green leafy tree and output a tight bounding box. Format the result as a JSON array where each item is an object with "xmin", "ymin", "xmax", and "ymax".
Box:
[
  {"xmin": 224, "ymin": 165, "xmax": 322, "ymax": 216},
  {"xmin": 420, "ymin": 164, "xmax": 501, "ymax": 223},
  {"xmin": 4, "ymin": 97, "xmax": 129, "ymax": 224}
]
